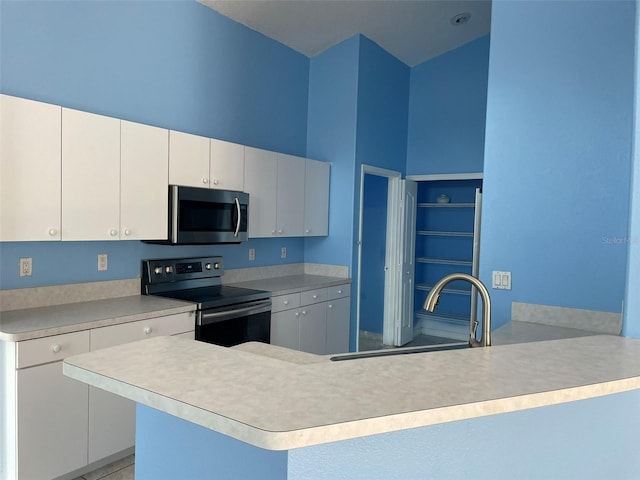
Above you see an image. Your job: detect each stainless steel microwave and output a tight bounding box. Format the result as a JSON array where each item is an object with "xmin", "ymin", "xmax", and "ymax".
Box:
[{"xmin": 149, "ymin": 185, "xmax": 249, "ymax": 245}]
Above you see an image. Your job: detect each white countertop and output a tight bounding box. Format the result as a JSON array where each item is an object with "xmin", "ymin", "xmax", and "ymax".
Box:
[
  {"xmin": 63, "ymin": 334, "xmax": 640, "ymax": 451},
  {"xmin": 229, "ymin": 274, "xmax": 350, "ymax": 296},
  {"xmin": 0, "ymin": 296, "xmax": 196, "ymax": 341}
]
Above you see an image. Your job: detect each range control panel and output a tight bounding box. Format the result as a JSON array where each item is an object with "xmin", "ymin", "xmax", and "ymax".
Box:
[{"xmin": 142, "ymin": 256, "xmax": 224, "ymax": 285}]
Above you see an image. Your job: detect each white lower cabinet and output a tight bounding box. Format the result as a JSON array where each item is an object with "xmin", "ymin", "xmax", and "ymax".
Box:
[
  {"xmin": 1, "ymin": 311, "xmax": 195, "ymax": 480},
  {"xmin": 270, "ymin": 284, "xmax": 350, "ymax": 355}
]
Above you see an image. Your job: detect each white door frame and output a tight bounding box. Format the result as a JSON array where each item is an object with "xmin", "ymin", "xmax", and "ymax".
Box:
[{"xmin": 356, "ymin": 165, "xmax": 402, "ymax": 350}]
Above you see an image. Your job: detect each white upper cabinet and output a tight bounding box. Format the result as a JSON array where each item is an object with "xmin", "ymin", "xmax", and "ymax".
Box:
[
  {"xmin": 168, "ymin": 130, "xmax": 210, "ymax": 188},
  {"xmin": 276, "ymin": 153, "xmax": 305, "ymax": 237},
  {"xmin": 244, "ymin": 146, "xmax": 278, "ymax": 237},
  {"xmin": 210, "ymin": 138, "xmax": 244, "ymax": 191},
  {"xmin": 120, "ymin": 121, "xmax": 168, "ymax": 240},
  {"xmin": 0, "ymin": 95, "xmax": 62, "ymax": 241},
  {"xmin": 304, "ymin": 159, "xmax": 330, "ymax": 236},
  {"xmin": 62, "ymin": 108, "xmax": 121, "ymax": 241}
]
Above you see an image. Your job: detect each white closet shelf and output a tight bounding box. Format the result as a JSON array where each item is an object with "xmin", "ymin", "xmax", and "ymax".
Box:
[
  {"xmin": 415, "ymin": 310, "xmax": 471, "ymax": 325},
  {"xmin": 416, "ymin": 230, "xmax": 473, "ymax": 237},
  {"xmin": 416, "ymin": 257, "xmax": 473, "ymax": 266},
  {"xmin": 417, "ymin": 203, "xmax": 475, "ymax": 208},
  {"xmin": 416, "ymin": 283, "xmax": 472, "ymax": 295}
]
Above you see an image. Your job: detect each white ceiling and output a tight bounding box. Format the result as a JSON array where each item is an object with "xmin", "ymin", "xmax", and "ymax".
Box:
[{"xmin": 198, "ymin": 0, "xmax": 492, "ymax": 67}]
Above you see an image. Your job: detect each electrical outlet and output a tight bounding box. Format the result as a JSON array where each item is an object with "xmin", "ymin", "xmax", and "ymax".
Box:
[
  {"xmin": 98, "ymin": 253, "xmax": 108, "ymax": 271},
  {"xmin": 19, "ymin": 257, "xmax": 32, "ymax": 277},
  {"xmin": 281, "ymin": 247, "xmax": 286, "ymax": 259},
  {"xmin": 248, "ymin": 248, "xmax": 255, "ymax": 261}
]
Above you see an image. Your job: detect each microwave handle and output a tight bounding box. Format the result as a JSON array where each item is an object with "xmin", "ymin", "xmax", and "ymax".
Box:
[{"xmin": 234, "ymin": 197, "xmax": 241, "ymax": 237}]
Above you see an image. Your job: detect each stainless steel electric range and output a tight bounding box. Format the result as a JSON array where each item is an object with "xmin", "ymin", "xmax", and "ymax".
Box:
[{"xmin": 141, "ymin": 256, "xmax": 271, "ymax": 346}]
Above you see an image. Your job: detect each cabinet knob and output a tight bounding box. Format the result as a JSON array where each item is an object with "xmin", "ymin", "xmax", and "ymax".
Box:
[
  {"xmin": 278, "ymin": 229, "xmax": 283, "ymax": 234},
  {"xmin": 295, "ymin": 312, "xmax": 300, "ymax": 317},
  {"xmin": 337, "ymin": 290, "xmax": 342, "ymax": 294},
  {"xmin": 301, "ymin": 310, "xmax": 307, "ymax": 316},
  {"xmin": 48, "ymin": 228, "xmax": 58, "ymax": 237},
  {"xmin": 124, "ymin": 228, "xmax": 132, "ymax": 236},
  {"xmin": 272, "ymin": 230, "xmax": 276, "ymax": 235},
  {"xmin": 144, "ymin": 326, "xmax": 152, "ymax": 334},
  {"xmin": 109, "ymin": 229, "xmax": 118, "ymax": 237},
  {"xmin": 213, "ymin": 178, "xmax": 219, "ymax": 185},
  {"xmin": 283, "ymin": 300, "xmax": 289, "ymax": 305},
  {"xmin": 202, "ymin": 178, "xmax": 209, "ymax": 184},
  {"xmin": 305, "ymin": 229, "xmax": 310, "ymax": 234},
  {"xmin": 51, "ymin": 344, "xmax": 62, "ymax": 353},
  {"xmin": 328, "ymin": 304, "xmax": 333, "ymax": 309},
  {"xmin": 312, "ymin": 295, "xmax": 318, "ymax": 299}
]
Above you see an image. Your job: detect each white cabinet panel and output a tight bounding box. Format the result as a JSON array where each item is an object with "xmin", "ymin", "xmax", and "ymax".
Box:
[
  {"xmin": 17, "ymin": 361, "xmax": 89, "ymax": 480},
  {"xmin": 271, "ymin": 310, "xmax": 300, "ymax": 350},
  {"xmin": 16, "ymin": 330, "xmax": 90, "ymax": 369},
  {"xmin": 304, "ymin": 159, "xmax": 330, "ymax": 236},
  {"xmin": 276, "ymin": 153, "xmax": 305, "ymax": 237},
  {"xmin": 245, "ymin": 146, "xmax": 278, "ymax": 238},
  {"xmin": 169, "ymin": 130, "xmax": 210, "ymax": 188},
  {"xmin": 299, "ymin": 302, "xmax": 327, "ymax": 355},
  {"xmin": 326, "ymin": 297, "xmax": 351, "ymax": 354},
  {"xmin": 62, "ymin": 108, "xmax": 121, "ymax": 240},
  {"xmin": 120, "ymin": 120, "xmax": 168, "ymax": 240},
  {"xmin": 210, "ymin": 138, "xmax": 244, "ymax": 191},
  {"xmin": 0, "ymin": 95, "xmax": 62, "ymax": 241}
]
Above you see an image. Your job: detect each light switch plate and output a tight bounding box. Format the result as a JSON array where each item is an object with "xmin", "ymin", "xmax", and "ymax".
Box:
[
  {"xmin": 281, "ymin": 247, "xmax": 287, "ymax": 259},
  {"xmin": 98, "ymin": 253, "xmax": 108, "ymax": 271},
  {"xmin": 248, "ymin": 248, "xmax": 255, "ymax": 261},
  {"xmin": 492, "ymin": 271, "xmax": 511, "ymax": 290}
]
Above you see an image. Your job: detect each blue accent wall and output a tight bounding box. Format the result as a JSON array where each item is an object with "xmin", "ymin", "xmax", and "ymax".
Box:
[
  {"xmin": 0, "ymin": 0, "xmax": 308, "ymax": 289},
  {"xmin": 406, "ymin": 35, "xmax": 490, "ymax": 175},
  {"xmin": 479, "ymin": 0, "xmax": 635, "ymax": 328}
]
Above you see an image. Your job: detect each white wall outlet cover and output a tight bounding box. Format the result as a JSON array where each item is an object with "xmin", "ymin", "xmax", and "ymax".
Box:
[
  {"xmin": 248, "ymin": 248, "xmax": 255, "ymax": 261},
  {"xmin": 98, "ymin": 253, "xmax": 108, "ymax": 271},
  {"xmin": 281, "ymin": 247, "xmax": 287, "ymax": 259},
  {"xmin": 19, "ymin": 257, "xmax": 32, "ymax": 277}
]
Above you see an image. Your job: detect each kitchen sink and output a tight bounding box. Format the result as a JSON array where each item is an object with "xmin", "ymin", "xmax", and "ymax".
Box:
[{"xmin": 329, "ymin": 342, "xmax": 470, "ymax": 361}]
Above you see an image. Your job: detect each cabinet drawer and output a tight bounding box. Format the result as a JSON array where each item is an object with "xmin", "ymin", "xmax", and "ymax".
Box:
[
  {"xmin": 300, "ymin": 288, "xmax": 328, "ymax": 305},
  {"xmin": 17, "ymin": 330, "xmax": 90, "ymax": 369},
  {"xmin": 91, "ymin": 312, "xmax": 195, "ymax": 350},
  {"xmin": 328, "ymin": 283, "xmax": 351, "ymax": 300},
  {"xmin": 271, "ymin": 293, "xmax": 301, "ymax": 313}
]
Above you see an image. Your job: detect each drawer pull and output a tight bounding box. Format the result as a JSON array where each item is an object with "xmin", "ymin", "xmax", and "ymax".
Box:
[
  {"xmin": 49, "ymin": 228, "xmax": 58, "ymax": 237},
  {"xmin": 51, "ymin": 344, "xmax": 62, "ymax": 353},
  {"xmin": 337, "ymin": 290, "xmax": 342, "ymax": 294},
  {"xmin": 328, "ymin": 304, "xmax": 333, "ymax": 309},
  {"xmin": 302, "ymin": 310, "xmax": 307, "ymax": 316},
  {"xmin": 283, "ymin": 300, "xmax": 289, "ymax": 305},
  {"xmin": 312, "ymin": 295, "xmax": 318, "ymax": 299},
  {"xmin": 144, "ymin": 326, "xmax": 153, "ymax": 334}
]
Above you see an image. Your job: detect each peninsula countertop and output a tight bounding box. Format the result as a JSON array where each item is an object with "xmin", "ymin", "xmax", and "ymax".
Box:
[{"xmin": 63, "ymin": 334, "xmax": 640, "ymax": 451}]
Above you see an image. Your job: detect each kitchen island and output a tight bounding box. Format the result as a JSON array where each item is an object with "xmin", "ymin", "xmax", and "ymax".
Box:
[{"xmin": 63, "ymin": 335, "xmax": 640, "ymax": 479}]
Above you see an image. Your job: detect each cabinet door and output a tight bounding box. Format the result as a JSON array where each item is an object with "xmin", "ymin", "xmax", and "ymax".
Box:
[
  {"xmin": 62, "ymin": 108, "xmax": 120, "ymax": 240},
  {"xmin": 326, "ymin": 296, "xmax": 351, "ymax": 354},
  {"xmin": 244, "ymin": 147, "xmax": 277, "ymax": 238},
  {"xmin": 276, "ymin": 153, "xmax": 305, "ymax": 237},
  {"xmin": 299, "ymin": 302, "xmax": 327, "ymax": 355},
  {"xmin": 270, "ymin": 310, "xmax": 300, "ymax": 350},
  {"xmin": 121, "ymin": 120, "xmax": 169, "ymax": 240},
  {"xmin": 210, "ymin": 138, "xmax": 244, "ymax": 191},
  {"xmin": 17, "ymin": 362, "xmax": 89, "ymax": 479},
  {"xmin": 0, "ymin": 95, "xmax": 62, "ymax": 241},
  {"xmin": 304, "ymin": 159, "xmax": 330, "ymax": 236},
  {"xmin": 168, "ymin": 130, "xmax": 210, "ymax": 188}
]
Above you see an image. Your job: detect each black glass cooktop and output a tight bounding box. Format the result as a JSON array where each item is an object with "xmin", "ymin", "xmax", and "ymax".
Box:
[{"xmin": 153, "ymin": 285, "xmax": 270, "ymax": 309}]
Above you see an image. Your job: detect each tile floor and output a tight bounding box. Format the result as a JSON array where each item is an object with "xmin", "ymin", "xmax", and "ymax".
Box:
[
  {"xmin": 358, "ymin": 331, "xmax": 458, "ymax": 351},
  {"xmin": 72, "ymin": 455, "xmax": 134, "ymax": 480}
]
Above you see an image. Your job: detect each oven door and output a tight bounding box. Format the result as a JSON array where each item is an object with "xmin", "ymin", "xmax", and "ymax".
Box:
[{"xmin": 195, "ymin": 299, "xmax": 271, "ymax": 347}]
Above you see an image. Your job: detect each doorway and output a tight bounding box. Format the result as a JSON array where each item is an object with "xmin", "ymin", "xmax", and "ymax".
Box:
[{"xmin": 355, "ymin": 165, "xmax": 408, "ymax": 351}]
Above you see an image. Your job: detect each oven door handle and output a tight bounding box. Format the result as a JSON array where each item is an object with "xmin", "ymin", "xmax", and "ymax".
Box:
[
  {"xmin": 233, "ymin": 197, "xmax": 241, "ymax": 237},
  {"xmin": 198, "ymin": 301, "xmax": 271, "ymax": 325}
]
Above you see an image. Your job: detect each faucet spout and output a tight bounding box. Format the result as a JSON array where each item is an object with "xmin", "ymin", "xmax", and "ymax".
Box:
[{"xmin": 422, "ymin": 273, "xmax": 491, "ymax": 348}]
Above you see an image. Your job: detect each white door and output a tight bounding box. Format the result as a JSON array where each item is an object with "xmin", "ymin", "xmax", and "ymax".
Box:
[
  {"xmin": 304, "ymin": 159, "xmax": 330, "ymax": 236},
  {"xmin": 62, "ymin": 108, "xmax": 121, "ymax": 240},
  {"xmin": 244, "ymin": 147, "xmax": 277, "ymax": 238},
  {"xmin": 168, "ymin": 130, "xmax": 210, "ymax": 188},
  {"xmin": 0, "ymin": 95, "xmax": 62, "ymax": 241},
  {"xmin": 276, "ymin": 153, "xmax": 305, "ymax": 237},
  {"xmin": 396, "ymin": 180, "xmax": 417, "ymax": 346},
  {"xmin": 120, "ymin": 120, "xmax": 168, "ymax": 240}
]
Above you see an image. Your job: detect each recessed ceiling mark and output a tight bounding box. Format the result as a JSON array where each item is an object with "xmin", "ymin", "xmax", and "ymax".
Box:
[{"xmin": 451, "ymin": 13, "xmax": 472, "ymax": 26}]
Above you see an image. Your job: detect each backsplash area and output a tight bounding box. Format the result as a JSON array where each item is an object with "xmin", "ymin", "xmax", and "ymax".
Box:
[
  {"xmin": 0, "ymin": 263, "xmax": 349, "ymax": 312},
  {"xmin": 511, "ymin": 301, "xmax": 622, "ymax": 335}
]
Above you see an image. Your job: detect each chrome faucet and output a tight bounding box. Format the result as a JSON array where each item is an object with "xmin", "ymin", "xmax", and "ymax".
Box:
[{"xmin": 422, "ymin": 273, "xmax": 491, "ymax": 347}]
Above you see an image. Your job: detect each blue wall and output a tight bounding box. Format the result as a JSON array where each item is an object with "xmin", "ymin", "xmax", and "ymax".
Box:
[
  {"xmin": 406, "ymin": 35, "xmax": 490, "ymax": 175},
  {"xmin": 479, "ymin": 0, "xmax": 635, "ymax": 328},
  {"xmin": 0, "ymin": 0, "xmax": 309, "ymax": 289}
]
